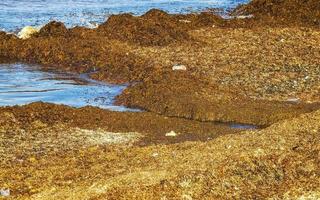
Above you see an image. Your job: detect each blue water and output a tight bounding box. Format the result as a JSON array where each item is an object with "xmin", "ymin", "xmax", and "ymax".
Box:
[
  {"xmin": 0, "ymin": 63, "xmax": 139, "ymax": 111},
  {"xmin": 0, "ymin": 0, "xmax": 248, "ymax": 32},
  {"xmin": 229, "ymin": 123, "xmax": 258, "ymax": 130}
]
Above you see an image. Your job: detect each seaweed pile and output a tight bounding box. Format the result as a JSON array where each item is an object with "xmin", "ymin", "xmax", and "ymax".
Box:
[
  {"xmin": 0, "ymin": 0, "xmax": 320, "ymax": 199},
  {"xmin": 0, "ymin": 6, "xmax": 319, "ymax": 125},
  {"xmin": 234, "ymin": 0, "xmax": 320, "ymax": 26}
]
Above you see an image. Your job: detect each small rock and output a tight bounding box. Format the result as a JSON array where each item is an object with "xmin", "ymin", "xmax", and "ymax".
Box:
[
  {"xmin": 0, "ymin": 189, "xmax": 10, "ymax": 197},
  {"xmin": 165, "ymin": 131, "xmax": 178, "ymax": 137},
  {"xmin": 172, "ymin": 64, "xmax": 187, "ymax": 71}
]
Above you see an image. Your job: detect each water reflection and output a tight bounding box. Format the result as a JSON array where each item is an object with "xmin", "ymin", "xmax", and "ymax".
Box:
[{"xmin": 0, "ymin": 63, "xmax": 137, "ymax": 111}]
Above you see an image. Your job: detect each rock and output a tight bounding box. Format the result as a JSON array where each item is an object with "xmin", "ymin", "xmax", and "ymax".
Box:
[
  {"xmin": 18, "ymin": 26, "xmax": 40, "ymax": 39},
  {"xmin": 172, "ymin": 64, "xmax": 187, "ymax": 71},
  {"xmin": 165, "ymin": 131, "xmax": 178, "ymax": 137}
]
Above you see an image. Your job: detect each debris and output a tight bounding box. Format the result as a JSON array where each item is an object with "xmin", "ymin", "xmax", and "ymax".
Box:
[
  {"xmin": 172, "ymin": 64, "xmax": 187, "ymax": 71},
  {"xmin": 152, "ymin": 152, "xmax": 159, "ymax": 157},
  {"xmin": 18, "ymin": 26, "xmax": 39, "ymax": 39},
  {"xmin": 0, "ymin": 189, "xmax": 10, "ymax": 197},
  {"xmin": 287, "ymin": 98, "xmax": 300, "ymax": 103},
  {"xmin": 165, "ymin": 131, "xmax": 178, "ymax": 137},
  {"xmin": 236, "ymin": 14, "xmax": 254, "ymax": 19}
]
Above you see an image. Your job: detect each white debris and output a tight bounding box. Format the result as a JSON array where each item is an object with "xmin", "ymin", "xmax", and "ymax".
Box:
[
  {"xmin": 236, "ymin": 14, "xmax": 254, "ymax": 19},
  {"xmin": 18, "ymin": 26, "xmax": 40, "ymax": 39},
  {"xmin": 0, "ymin": 189, "xmax": 10, "ymax": 197},
  {"xmin": 287, "ymin": 98, "xmax": 300, "ymax": 103},
  {"xmin": 172, "ymin": 64, "xmax": 187, "ymax": 71},
  {"xmin": 151, "ymin": 152, "xmax": 159, "ymax": 157},
  {"xmin": 165, "ymin": 131, "xmax": 178, "ymax": 137}
]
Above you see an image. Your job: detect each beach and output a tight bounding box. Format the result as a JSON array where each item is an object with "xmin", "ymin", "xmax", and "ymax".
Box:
[{"xmin": 0, "ymin": 0, "xmax": 320, "ymax": 199}]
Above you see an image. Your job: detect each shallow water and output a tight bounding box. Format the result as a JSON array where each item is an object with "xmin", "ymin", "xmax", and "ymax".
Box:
[
  {"xmin": 0, "ymin": 63, "xmax": 138, "ymax": 111},
  {"xmin": 0, "ymin": 0, "xmax": 248, "ymax": 32},
  {"xmin": 229, "ymin": 123, "xmax": 258, "ymax": 130}
]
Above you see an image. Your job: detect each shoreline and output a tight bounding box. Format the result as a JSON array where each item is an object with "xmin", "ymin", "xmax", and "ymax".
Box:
[{"xmin": 1, "ymin": 0, "xmax": 320, "ymax": 199}]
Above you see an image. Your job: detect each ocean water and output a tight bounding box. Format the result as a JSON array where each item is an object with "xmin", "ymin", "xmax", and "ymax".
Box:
[
  {"xmin": 0, "ymin": 64, "xmax": 139, "ymax": 111},
  {"xmin": 0, "ymin": 0, "xmax": 248, "ymax": 32}
]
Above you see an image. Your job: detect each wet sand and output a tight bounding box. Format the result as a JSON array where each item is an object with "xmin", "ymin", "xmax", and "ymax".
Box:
[{"xmin": 0, "ymin": 0, "xmax": 320, "ymax": 199}]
